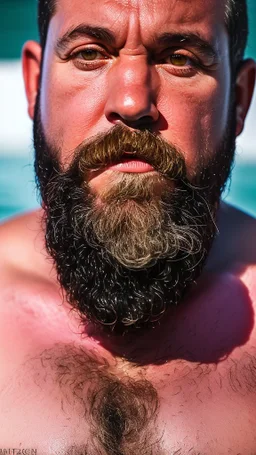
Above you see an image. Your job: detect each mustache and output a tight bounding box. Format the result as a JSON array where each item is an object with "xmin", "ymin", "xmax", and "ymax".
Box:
[{"xmin": 68, "ymin": 125, "xmax": 187, "ymax": 181}]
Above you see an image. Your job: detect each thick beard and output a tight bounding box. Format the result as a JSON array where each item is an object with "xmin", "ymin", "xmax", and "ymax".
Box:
[{"xmin": 33, "ymin": 97, "xmax": 236, "ymax": 334}]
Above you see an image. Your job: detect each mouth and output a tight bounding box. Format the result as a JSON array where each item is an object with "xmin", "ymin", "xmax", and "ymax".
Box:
[
  {"xmin": 87, "ymin": 151, "xmax": 158, "ymax": 193},
  {"xmin": 105, "ymin": 149, "xmax": 156, "ymax": 173},
  {"xmin": 105, "ymin": 158, "xmax": 155, "ymax": 173}
]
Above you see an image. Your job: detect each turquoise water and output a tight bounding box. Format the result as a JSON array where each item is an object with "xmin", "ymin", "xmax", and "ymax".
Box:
[
  {"xmin": 0, "ymin": 155, "xmax": 39, "ymax": 221},
  {"xmin": 0, "ymin": 155, "xmax": 255, "ymax": 222}
]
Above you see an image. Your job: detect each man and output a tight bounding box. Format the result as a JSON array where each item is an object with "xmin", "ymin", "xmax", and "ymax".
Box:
[{"xmin": 0, "ymin": 0, "xmax": 256, "ymax": 452}]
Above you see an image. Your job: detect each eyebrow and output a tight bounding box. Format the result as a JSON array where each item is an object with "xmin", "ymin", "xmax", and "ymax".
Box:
[
  {"xmin": 156, "ymin": 32, "xmax": 219, "ymax": 61},
  {"xmin": 55, "ymin": 24, "xmax": 219, "ymax": 62},
  {"xmin": 56, "ymin": 24, "xmax": 115, "ymax": 53}
]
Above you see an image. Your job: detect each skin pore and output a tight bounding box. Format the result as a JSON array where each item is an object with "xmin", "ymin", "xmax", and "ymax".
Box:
[{"xmin": 1, "ymin": 0, "xmax": 254, "ymax": 452}]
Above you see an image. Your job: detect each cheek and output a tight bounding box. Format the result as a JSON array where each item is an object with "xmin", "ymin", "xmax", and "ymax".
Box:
[
  {"xmin": 40, "ymin": 61, "xmax": 108, "ymax": 155},
  {"xmin": 158, "ymin": 69, "xmax": 231, "ymax": 171}
]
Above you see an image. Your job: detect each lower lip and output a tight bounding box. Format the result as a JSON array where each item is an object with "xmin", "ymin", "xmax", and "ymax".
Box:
[{"xmin": 106, "ymin": 160, "xmax": 154, "ymax": 173}]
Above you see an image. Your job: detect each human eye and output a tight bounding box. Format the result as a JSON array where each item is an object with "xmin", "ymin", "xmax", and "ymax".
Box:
[
  {"xmin": 166, "ymin": 53, "xmax": 193, "ymax": 67},
  {"xmin": 70, "ymin": 46, "xmax": 110, "ymax": 70},
  {"xmin": 159, "ymin": 50, "xmax": 201, "ymax": 76}
]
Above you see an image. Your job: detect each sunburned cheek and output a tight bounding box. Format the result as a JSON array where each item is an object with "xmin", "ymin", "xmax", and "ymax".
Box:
[
  {"xmin": 160, "ymin": 97, "xmax": 209, "ymax": 170},
  {"xmin": 40, "ymin": 60, "xmax": 108, "ymax": 151},
  {"xmin": 197, "ymin": 93, "xmax": 231, "ymax": 157},
  {"xmin": 42, "ymin": 87, "xmax": 107, "ymax": 154},
  {"xmin": 161, "ymin": 80, "xmax": 230, "ymax": 170},
  {"xmin": 197, "ymin": 74, "xmax": 231, "ymax": 147}
]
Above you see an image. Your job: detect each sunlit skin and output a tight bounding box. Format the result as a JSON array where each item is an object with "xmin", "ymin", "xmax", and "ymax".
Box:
[
  {"xmin": 0, "ymin": 0, "xmax": 256, "ymax": 452},
  {"xmin": 37, "ymin": 0, "xmax": 232, "ymax": 185}
]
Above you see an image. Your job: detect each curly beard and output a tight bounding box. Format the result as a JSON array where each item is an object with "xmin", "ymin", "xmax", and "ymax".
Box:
[{"xmin": 33, "ymin": 97, "xmax": 236, "ymax": 334}]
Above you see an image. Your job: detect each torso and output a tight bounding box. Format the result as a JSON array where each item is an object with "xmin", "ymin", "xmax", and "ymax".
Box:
[{"xmin": 0, "ymin": 205, "xmax": 256, "ymax": 454}]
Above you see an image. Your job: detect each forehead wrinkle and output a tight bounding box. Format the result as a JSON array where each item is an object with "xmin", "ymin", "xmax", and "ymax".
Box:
[
  {"xmin": 104, "ymin": 0, "xmax": 144, "ymax": 50},
  {"xmin": 51, "ymin": 0, "xmax": 227, "ymax": 54}
]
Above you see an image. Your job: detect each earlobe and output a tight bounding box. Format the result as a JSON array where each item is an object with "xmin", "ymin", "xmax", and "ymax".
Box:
[
  {"xmin": 235, "ymin": 59, "xmax": 256, "ymax": 137},
  {"xmin": 22, "ymin": 41, "xmax": 42, "ymax": 120}
]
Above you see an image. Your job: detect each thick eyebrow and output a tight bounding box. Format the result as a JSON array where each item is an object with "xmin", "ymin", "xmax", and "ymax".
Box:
[
  {"xmin": 55, "ymin": 25, "xmax": 219, "ymax": 63},
  {"xmin": 156, "ymin": 32, "xmax": 219, "ymax": 61},
  {"xmin": 55, "ymin": 24, "xmax": 115, "ymax": 53}
]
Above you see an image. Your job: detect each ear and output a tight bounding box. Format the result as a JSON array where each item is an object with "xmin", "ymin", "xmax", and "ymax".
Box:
[
  {"xmin": 22, "ymin": 41, "xmax": 42, "ymax": 120},
  {"xmin": 235, "ymin": 58, "xmax": 256, "ymax": 137}
]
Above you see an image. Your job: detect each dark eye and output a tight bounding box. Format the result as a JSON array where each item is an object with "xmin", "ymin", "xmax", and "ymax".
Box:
[
  {"xmin": 166, "ymin": 54, "xmax": 192, "ymax": 66},
  {"xmin": 78, "ymin": 49, "xmax": 105, "ymax": 61}
]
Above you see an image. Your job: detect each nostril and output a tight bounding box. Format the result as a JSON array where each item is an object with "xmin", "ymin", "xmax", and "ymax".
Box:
[
  {"xmin": 135, "ymin": 115, "xmax": 155, "ymax": 127},
  {"xmin": 107, "ymin": 112, "xmax": 155, "ymax": 130},
  {"xmin": 107, "ymin": 113, "xmax": 123, "ymax": 124}
]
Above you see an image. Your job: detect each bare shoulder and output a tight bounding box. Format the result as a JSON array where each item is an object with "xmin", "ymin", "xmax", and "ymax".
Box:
[
  {"xmin": 0, "ymin": 209, "xmax": 53, "ymax": 286},
  {"xmin": 220, "ymin": 202, "xmax": 256, "ymax": 310},
  {"xmin": 221, "ymin": 201, "xmax": 256, "ymax": 244},
  {"xmin": 207, "ymin": 202, "xmax": 256, "ymax": 273}
]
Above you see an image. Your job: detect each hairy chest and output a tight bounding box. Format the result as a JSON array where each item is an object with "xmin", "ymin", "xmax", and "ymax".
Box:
[
  {"xmin": 1, "ymin": 274, "xmax": 256, "ymax": 453},
  {"xmin": 1, "ymin": 343, "xmax": 256, "ymax": 454},
  {"xmin": 151, "ymin": 352, "xmax": 256, "ymax": 453}
]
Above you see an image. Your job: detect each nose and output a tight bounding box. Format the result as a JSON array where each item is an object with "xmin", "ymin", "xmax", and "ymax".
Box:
[{"xmin": 104, "ymin": 54, "xmax": 160, "ymax": 128}]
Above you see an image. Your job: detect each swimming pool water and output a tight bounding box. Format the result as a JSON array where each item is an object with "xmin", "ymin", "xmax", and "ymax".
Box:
[
  {"xmin": 0, "ymin": 154, "xmax": 39, "ymax": 221},
  {"xmin": 0, "ymin": 154, "xmax": 255, "ymax": 222}
]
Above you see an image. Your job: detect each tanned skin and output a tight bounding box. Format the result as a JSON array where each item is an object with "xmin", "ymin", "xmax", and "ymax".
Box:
[{"xmin": 0, "ymin": 0, "xmax": 256, "ymax": 453}]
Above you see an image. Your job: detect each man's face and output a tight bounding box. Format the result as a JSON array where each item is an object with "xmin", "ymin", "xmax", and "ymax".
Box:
[
  {"xmin": 40, "ymin": 0, "xmax": 231, "ymax": 173},
  {"xmin": 34, "ymin": 0, "xmax": 236, "ymax": 333}
]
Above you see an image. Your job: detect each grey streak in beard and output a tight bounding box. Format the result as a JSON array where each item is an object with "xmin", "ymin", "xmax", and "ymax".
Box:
[
  {"xmin": 57, "ymin": 125, "xmax": 211, "ymax": 270},
  {"xmin": 81, "ymin": 172, "xmax": 205, "ymax": 269}
]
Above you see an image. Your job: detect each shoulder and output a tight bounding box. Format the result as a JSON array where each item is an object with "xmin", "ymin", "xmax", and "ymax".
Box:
[
  {"xmin": 220, "ymin": 202, "xmax": 256, "ymax": 242},
  {"xmin": 224, "ymin": 203, "xmax": 256, "ymax": 295},
  {"xmin": 204, "ymin": 202, "xmax": 256, "ymax": 321},
  {"xmin": 222, "ymin": 204, "xmax": 256, "ymax": 331},
  {"xmin": 207, "ymin": 202, "xmax": 256, "ymax": 273},
  {"xmin": 239, "ymin": 264, "xmax": 256, "ymax": 304},
  {"xmin": 0, "ymin": 209, "xmax": 55, "ymax": 287}
]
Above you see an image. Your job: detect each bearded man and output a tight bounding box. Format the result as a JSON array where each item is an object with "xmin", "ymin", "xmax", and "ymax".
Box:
[{"xmin": 0, "ymin": 0, "xmax": 256, "ymax": 453}]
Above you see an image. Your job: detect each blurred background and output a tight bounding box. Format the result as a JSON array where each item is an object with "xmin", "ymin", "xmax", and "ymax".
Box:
[{"xmin": 0, "ymin": 0, "xmax": 255, "ymax": 222}]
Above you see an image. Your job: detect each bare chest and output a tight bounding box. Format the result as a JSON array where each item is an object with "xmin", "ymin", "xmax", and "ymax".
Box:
[
  {"xmin": 152, "ymin": 352, "xmax": 256, "ymax": 453},
  {"xmin": 1, "ymin": 336, "xmax": 256, "ymax": 454},
  {"xmin": 1, "ymin": 277, "xmax": 256, "ymax": 454}
]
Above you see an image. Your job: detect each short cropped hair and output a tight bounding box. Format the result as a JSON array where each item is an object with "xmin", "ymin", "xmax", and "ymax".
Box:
[{"xmin": 38, "ymin": 0, "xmax": 248, "ymax": 69}]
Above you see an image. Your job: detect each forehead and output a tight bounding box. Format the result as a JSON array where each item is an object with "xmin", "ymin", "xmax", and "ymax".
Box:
[{"xmin": 50, "ymin": 0, "xmax": 227, "ymax": 44}]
